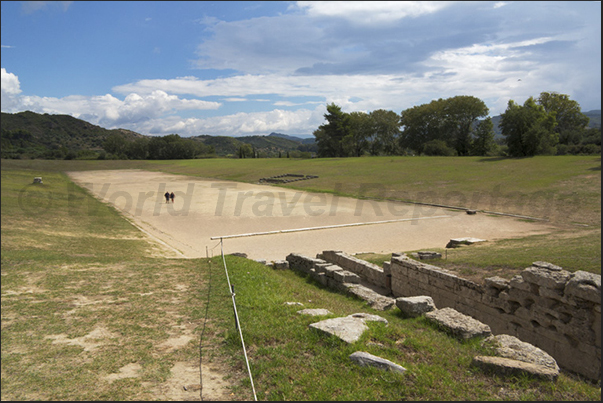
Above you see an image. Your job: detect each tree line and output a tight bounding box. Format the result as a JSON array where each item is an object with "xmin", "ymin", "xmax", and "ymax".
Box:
[
  {"xmin": 101, "ymin": 133, "xmax": 214, "ymax": 160},
  {"xmin": 314, "ymin": 92, "xmax": 600, "ymax": 158}
]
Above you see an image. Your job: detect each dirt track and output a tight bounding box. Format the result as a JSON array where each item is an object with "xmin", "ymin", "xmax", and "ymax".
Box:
[{"xmin": 67, "ymin": 169, "xmax": 555, "ymax": 262}]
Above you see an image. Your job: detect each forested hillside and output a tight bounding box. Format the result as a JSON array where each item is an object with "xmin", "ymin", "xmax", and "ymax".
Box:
[
  {"xmin": 1, "ymin": 111, "xmax": 315, "ymax": 159},
  {"xmin": 1, "ymin": 111, "xmax": 144, "ymax": 159}
]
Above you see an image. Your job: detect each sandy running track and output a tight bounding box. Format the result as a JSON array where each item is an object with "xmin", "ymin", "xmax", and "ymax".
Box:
[{"xmin": 67, "ymin": 169, "xmax": 555, "ymax": 262}]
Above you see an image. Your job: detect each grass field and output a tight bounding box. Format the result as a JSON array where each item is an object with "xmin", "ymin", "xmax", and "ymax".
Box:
[
  {"xmin": 3, "ymin": 155, "xmax": 600, "ymax": 226},
  {"xmin": 1, "ymin": 156, "xmax": 601, "ymax": 400}
]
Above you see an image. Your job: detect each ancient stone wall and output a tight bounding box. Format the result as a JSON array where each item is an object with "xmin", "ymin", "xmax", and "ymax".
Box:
[
  {"xmin": 320, "ymin": 250, "xmax": 390, "ymax": 292},
  {"xmin": 390, "ymin": 255, "xmax": 601, "ymax": 381},
  {"xmin": 285, "ymin": 253, "xmax": 361, "ymax": 290}
]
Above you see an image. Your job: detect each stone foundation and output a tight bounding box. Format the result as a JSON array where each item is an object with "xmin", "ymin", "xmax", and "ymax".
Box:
[{"xmin": 390, "ymin": 254, "xmax": 601, "ymax": 381}]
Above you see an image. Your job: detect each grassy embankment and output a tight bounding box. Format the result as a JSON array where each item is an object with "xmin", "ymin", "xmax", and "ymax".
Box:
[{"xmin": 1, "ymin": 157, "xmax": 600, "ymax": 400}]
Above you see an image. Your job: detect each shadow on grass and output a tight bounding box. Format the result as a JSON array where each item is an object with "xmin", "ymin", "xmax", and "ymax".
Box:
[{"xmin": 587, "ymin": 157, "xmax": 601, "ymax": 171}]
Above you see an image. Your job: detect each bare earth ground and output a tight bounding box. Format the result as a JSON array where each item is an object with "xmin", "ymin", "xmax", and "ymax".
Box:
[{"xmin": 67, "ymin": 169, "xmax": 555, "ymax": 262}]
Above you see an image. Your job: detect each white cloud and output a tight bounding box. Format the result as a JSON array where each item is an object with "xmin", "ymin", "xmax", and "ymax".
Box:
[
  {"xmin": 1, "ymin": 68, "xmax": 21, "ymax": 95},
  {"xmin": 21, "ymin": 1, "xmax": 73, "ymax": 14},
  {"xmin": 1, "ymin": 68, "xmax": 22, "ymax": 109},
  {"xmin": 130, "ymin": 106, "xmax": 326, "ymax": 137},
  {"xmin": 294, "ymin": 1, "xmax": 452, "ymax": 24},
  {"xmin": 1, "ymin": 69, "xmax": 222, "ymax": 128}
]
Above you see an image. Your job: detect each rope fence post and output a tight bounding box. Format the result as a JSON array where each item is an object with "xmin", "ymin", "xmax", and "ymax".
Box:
[{"xmin": 219, "ymin": 237, "xmax": 258, "ymax": 401}]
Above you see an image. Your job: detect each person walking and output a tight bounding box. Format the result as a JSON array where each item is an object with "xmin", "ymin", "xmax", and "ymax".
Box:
[
  {"xmin": 164, "ymin": 191, "xmax": 170, "ymax": 203},
  {"xmin": 170, "ymin": 191, "xmax": 175, "ymax": 203}
]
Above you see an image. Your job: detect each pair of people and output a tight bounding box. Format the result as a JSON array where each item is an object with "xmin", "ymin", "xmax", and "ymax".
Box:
[{"xmin": 164, "ymin": 191, "xmax": 175, "ymax": 203}]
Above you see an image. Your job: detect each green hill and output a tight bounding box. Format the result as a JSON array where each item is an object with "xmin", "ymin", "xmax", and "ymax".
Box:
[{"xmin": 1, "ymin": 111, "xmax": 145, "ymax": 158}]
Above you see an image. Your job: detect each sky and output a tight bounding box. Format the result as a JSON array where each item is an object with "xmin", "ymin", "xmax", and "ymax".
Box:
[{"xmin": 1, "ymin": 1, "xmax": 601, "ymax": 138}]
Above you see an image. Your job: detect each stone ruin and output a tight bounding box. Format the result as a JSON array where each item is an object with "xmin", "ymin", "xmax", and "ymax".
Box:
[
  {"xmin": 259, "ymin": 173, "xmax": 319, "ymax": 184},
  {"xmin": 285, "ymin": 250, "xmax": 601, "ymax": 382}
]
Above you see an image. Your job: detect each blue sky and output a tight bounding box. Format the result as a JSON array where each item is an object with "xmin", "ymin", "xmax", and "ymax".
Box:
[{"xmin": 1, "ymin": 1, "xmax": 601, "ymax": 137}]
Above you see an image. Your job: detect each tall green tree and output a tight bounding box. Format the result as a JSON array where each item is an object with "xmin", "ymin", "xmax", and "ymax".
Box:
[
  {"xmin": 443, "ymin": 95, "xmax": 489, "ymax": 156},
  {"xmin": 344, "ymin": 111, "xmax": 371, "ymax": 157},
  {"xmin": 369, "ymin": 109, "xmax": 402, "ymax": 155},
  {"xmin": 399, "ymin": 99, "xmax": 448, "ymax": 154},
  {"xmin": 471, "ymin": 117, "xmax": 496, "ymax": 156},
  {"xmin": 314, "ymin": 103, "xmax": 350, "ymax": 157},
  {"xmin": 537, "ymin": 91, "xmax": 589, "ymax": 145},
  {"xmin": 400, "ymin": 96, "xmax": 487, "ymax": 155},
  {"xmin": 500, "ymin": 97, "xmax": 558, "ymax": 157}
]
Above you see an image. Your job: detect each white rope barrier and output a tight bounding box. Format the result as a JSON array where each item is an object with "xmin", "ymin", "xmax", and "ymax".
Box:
[
  {"xmin": 211, "ymin": 214, "xmax": 452, "ymax": 240},
  {"xmin": 220, "ymin": 238, "xmax": 258, "ymax": 401}
]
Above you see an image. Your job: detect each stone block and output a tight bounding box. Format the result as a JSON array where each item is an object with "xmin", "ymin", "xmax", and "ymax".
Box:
[
  {"xmin": 309, "ymin": 316, "xmax": 368, "ymax": 343},
  {"xmin": 396, "ymin": 296, "xmax": 436, "ymax": 317},
  {"xmin": 314, "ymin": 263, "xmax": 331, "ymax": 274},
  {"xmin": 383, "ymin": 261, "xmax": 391, "ymax": 276},
  {"xmin": 314, "ymin": 272, "xmax": 328, "ymax": 286},
  {"xmin": 509, "ymin": 275, "xmax": 534, "ymax": 292},
  {"xmin": 272, "ymin": 260, "xmax": 289, "ymax": 270},
  {"xmin": 349, "ymin": 351, "xmax": 406, "ymax": 374},
  {"xmin": 323, "ymin": 265, "xmax": 344, "ymax": 278},
  {"xmin": 485, "ymin": 276, "xmax": 509, "ymax": 291},
  {"xmin": 521, "ymin": 266, "xmax": 571, "ymax": 290},
  {"xmin": 333, "ymin": 270, "xmax": 360, "ymax": 284},
  {"xmin": 425, "ymin": 307, "xmax": 491, "ymax": 340},
  {"xmin": 532, "ymin": 261, "xmax": 563, "ymax": 271},
  {"xmin": 482, "ymin": 334, "xmax": 560, "ymax": 372},
  {"xmin": 472, "ymin": 356, "xmax": 558, "ymax": 381},
  {"xmin": 446, "ymin": 237, "xmax": 485, "ymax": 248},
  {"xmin": 345, "ymin": 285, "xmax": 395, "ymax": 311},
  {"xmin": 416, "ymin": 251, "xmax": 442, "ymax": 260},
  {"xmin": 564, "ymin": 271, "xmax": 601, "ymax": 304}
]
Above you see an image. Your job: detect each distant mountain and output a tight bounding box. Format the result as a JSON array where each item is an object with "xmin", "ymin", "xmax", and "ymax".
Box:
[
  {"xmin": 268, "ymin": 132, "xmax": 315, "ymax": 144},
  {"xmin": 584, "ymin": 110, "xmax": 601, "ymax": 128},
  {"xmin": 192, "ymin": 133, "xmax": 316, "ymax": 157}
]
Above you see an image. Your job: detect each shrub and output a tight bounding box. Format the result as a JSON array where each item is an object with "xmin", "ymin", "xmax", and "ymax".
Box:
[{"xmin": 422, "ymin": 139, "xmax": 456, "ymax": 156}]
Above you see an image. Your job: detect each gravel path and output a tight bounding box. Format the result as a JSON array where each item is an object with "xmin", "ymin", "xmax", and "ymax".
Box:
[{"xmin": 67, "ymin": 169, "xmax": 555, "ymax": 262}]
